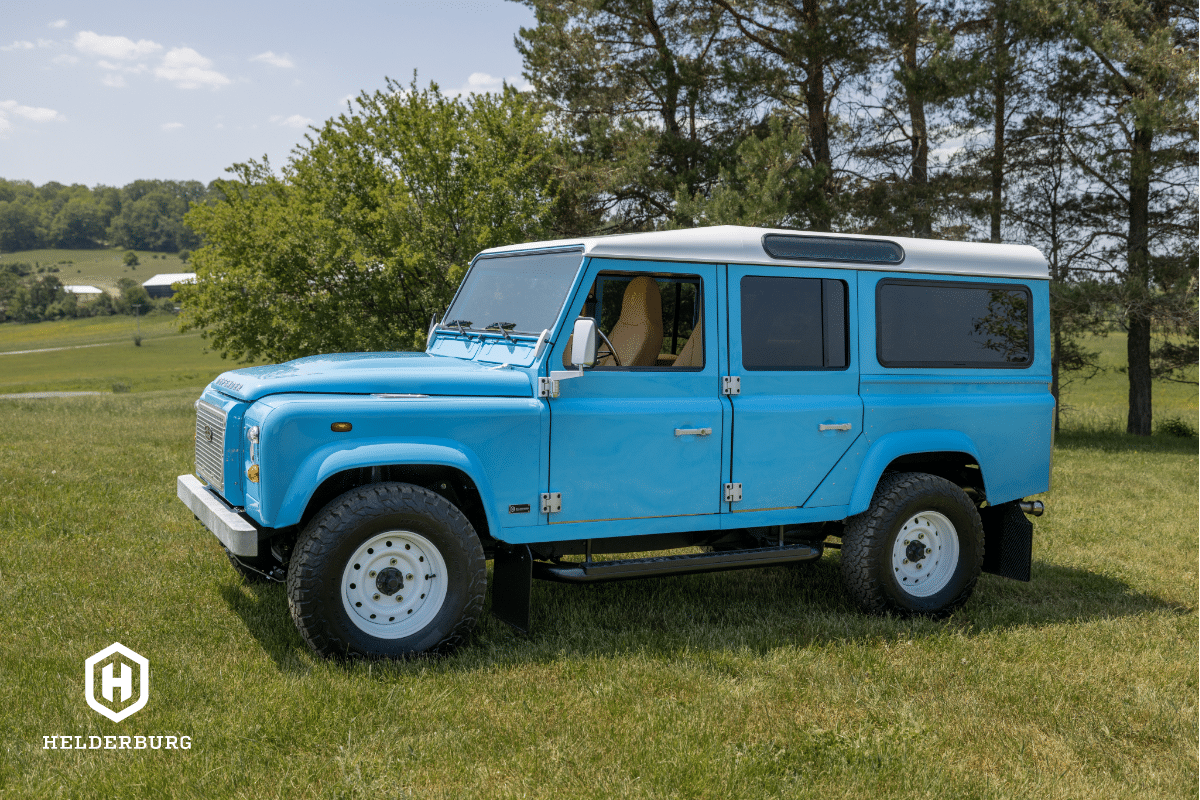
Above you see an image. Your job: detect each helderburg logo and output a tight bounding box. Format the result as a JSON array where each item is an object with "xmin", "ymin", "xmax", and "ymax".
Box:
[{"xmin": 85, "ymin": 643, "xmax": 149, "ymax": 722}]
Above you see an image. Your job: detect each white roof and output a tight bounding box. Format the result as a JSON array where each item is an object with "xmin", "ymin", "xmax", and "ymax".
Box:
[
  {"xmin": 142, "ymin": 273, "xmax": 197, "ymax": 288},
  {"xmin": 63, "ymin": 285, "xmax": 103, "ymax": 294},
  {"xmin": 477, "ymin": 225, "xmax": 1048, "ymax": 280}
]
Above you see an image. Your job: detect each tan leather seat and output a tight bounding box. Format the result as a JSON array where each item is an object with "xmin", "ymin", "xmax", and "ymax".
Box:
[
  {"xmin": 600, "ymin": 277, "xmax": 662, "ymax": 367},
  {"xmin": 673, "ymin": 318, "xmax": 703, "ymax": 368},
  {"xmin": 563, "ymin": 277, "xmax": 664, "ymax": 368}
]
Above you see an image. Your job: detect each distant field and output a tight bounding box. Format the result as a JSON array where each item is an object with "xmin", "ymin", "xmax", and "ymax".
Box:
[
  {"xmin": 0, "ymin": 314, "xmax": 251, "ymax": 394},
  {"xmin": 1059, "ymin": 333, "xmax": 1197, "ymax": 434},
  {"xmin": 0, "ymin": 247, "xmax": 192, "ymax": 296}
]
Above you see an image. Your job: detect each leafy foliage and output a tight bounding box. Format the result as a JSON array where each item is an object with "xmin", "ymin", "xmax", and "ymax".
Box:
[{"xmin": 178, "ymin": 78, "xmax": 561, "ymax": 363}]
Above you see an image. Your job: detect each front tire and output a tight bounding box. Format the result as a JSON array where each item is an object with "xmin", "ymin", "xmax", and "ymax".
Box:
[
  {"xmin": 287, "ymin": 482, "xmax": 485, "ymax": 659},
  {"xmin": 841, "ymin": 472, "xmax": 983, "ymax": 617}
]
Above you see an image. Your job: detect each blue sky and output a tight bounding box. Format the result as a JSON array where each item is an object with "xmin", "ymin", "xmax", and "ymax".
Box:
[{"xmin": 1, "ymin": 1, "xmax": 537, "ymax": 187}]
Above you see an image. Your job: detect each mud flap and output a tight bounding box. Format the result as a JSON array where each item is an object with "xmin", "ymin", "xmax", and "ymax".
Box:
[
  {"xmin": 491, "ymin": 544, "xmax": 532, "ymax": 633},
  {"xmin": 979, "ymin": 501, "xmax": 1033, "ymax": 582}
]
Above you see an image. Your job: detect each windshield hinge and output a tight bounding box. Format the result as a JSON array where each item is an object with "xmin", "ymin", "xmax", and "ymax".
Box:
[
  {"xmin": 722, "ymin": 376, "xmax": 741, "ymax": 396},
  {"xmin": 540, "ymin": 492, "xmax": 562, "ymax": 514}
]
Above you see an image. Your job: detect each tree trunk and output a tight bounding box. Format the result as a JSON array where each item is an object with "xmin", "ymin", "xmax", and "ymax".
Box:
[
  {"xmin": 990, "ymin": 0, "xmax": 1007, "ymax": 243},
  {"xmin": 1125, "ymin": 123, "xmax": 1153, "ymax": 435},
  {"xmin": 901, "ymin": 0, "xmax": 931, "ymax": 238},
  {"xmin": 802, "ymin": 0, "xmax": 833, "ymax": 231}
]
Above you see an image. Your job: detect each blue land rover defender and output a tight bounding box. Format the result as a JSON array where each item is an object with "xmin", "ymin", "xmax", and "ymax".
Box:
[{"xmin": 178, "ymin": 226, "xmax": 1051, "ymax": 659}]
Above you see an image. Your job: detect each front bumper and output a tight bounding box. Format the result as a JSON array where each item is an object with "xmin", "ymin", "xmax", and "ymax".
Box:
[{"xmin": 177, "ymin": 474, "xmax": 261, "ymax": 556}]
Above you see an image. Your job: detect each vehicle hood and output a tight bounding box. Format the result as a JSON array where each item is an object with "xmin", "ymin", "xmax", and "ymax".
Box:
[{"xmin": 209, "ymin": 352, "xmax": 532, "ymax": 402}]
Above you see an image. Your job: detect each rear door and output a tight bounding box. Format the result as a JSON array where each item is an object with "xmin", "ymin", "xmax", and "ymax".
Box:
[{"xmin": 726, "ymin": 265, "xmax": 862, "ymax": 512}]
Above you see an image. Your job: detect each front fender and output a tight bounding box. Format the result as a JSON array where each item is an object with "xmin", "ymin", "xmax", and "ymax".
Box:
[
  {"xmin": 846, "ymin": 429, "xmax": 983, "ymax": 516},
  {"xmin": 272, "ymin": 437, "xmax": 500, "ymax": 536}
]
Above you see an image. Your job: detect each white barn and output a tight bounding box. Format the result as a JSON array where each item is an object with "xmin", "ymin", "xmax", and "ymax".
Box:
[{"xmin": 142, "ymin": 273, "xmax": 196, "ymax": 299}]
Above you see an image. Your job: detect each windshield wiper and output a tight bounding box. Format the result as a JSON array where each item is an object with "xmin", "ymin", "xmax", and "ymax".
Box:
[
  {"xmin": 443, "ymin": 319, "xmax": 473, "ymax": 336},
  {"xmin": 485, "ymin": 322, "xmax": 516, "ymax": 341}
]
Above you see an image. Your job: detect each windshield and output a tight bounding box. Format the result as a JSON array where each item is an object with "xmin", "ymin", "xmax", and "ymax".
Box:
[{"xmin": 444, "ymin": 249, "xmax": 584, "ymax": 335}]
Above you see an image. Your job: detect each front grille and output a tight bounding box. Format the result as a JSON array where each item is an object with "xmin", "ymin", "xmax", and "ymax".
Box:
[{"xmin": 195, "ymin": 400, "xmax": 227, "ymax": 490}]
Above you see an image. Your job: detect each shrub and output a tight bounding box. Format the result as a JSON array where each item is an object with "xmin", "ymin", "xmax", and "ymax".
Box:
[
  {"xmin": 1158, "ymin": 416, "xmax": 1197, "ymax": 437},
  {"xmin": 111, "ymin": 382, "xmax": 130, "ymax": 393},
  {"xmin": 123, "ymin": 250, "xmax": 139, "ymax": 267}
]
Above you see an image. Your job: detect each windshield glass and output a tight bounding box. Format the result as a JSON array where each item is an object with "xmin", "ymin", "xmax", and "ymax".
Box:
[{"xmin": 444, "ymin": 249, "xmax": 584, "ymax": 335}]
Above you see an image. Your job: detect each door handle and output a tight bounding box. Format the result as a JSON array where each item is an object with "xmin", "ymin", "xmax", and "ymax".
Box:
[
  {"xmin": 674, "ymin": 427, "xmax": 712, "ymax": 437},
  {"xmin": 818, "ymin": 423, "xmax": 853, "ymax": 432}
]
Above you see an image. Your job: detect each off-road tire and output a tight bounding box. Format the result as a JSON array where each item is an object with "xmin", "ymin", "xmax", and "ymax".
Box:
[
  {"xmin": 841, "ymin": 472, "xmax": 983, "ymax": 617},
  {"xmin": 287, "ymin": 482, "xmax": 485, "ymax": 659}
]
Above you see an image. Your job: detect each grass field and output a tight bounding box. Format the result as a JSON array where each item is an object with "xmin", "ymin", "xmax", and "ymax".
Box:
[
  {"xmin": 0, "ymin": 317, "xmax": 1195, "ymax": 798},
  {"xmin": 0, "ymin": 247, "xmax": 192, "ymax": 296}
]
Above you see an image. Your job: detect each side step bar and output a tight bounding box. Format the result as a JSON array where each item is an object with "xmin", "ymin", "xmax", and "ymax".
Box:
[{"xmin": 531, "ymin": 543, "xmax": 822, "ymax": 584}]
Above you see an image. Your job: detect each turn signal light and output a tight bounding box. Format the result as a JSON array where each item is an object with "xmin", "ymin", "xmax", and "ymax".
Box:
[{"xmin": 331, "ymin": 422, "xmax": 352, "ymax": 432}]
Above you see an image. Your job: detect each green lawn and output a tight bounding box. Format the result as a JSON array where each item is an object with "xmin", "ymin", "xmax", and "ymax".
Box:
[
  {"xmin": 0, "ymin": 316, "xmax": 1194, "ymax": 798},
  {"xmin": 0, "ymin": 391, "xmax": 1194, "ymax": 799},
  {"xmin": 0, "ymin": 247, "xmax": 192, "ymax": 296}
]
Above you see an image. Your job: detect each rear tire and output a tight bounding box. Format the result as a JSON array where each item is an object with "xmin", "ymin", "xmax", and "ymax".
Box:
[
  {"xmin": 287, "ymin": 482, "xmax": 485, "ymax": 659},
  {"xmin": 841, "ymin": 472, "xmax": 982, "ymax": 617}
]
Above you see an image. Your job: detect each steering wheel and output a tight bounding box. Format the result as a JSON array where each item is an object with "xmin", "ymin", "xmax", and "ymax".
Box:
[{"xmin": 595, "ymin": 329, "xmax": 622, "ymax": 367}]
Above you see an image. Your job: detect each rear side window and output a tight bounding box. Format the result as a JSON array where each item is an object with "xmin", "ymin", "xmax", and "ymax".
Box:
[
  {"xmin": 876, "ymin": 279, "xmax": 1032, "ymax": 368},
  {"xmin": 740, "ymin": 276, "xmax": 848, "ymax": 370}
]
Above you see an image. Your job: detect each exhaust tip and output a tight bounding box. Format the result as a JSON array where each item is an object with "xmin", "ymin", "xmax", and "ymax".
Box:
[{"xmin": 1019, "ymin": 500, "xmax": 1045, "ymax": 517}]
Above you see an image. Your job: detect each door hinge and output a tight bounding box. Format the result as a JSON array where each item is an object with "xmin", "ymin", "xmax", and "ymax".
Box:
[
  {"xmin": 722, "ymin": 376, "xmax": 741, "ymax": 396},
  {"xmin": 540, "ymin": 492, "xmax": 562, "ymax": 513},
  {"xmin": 537, "ymin": 377, "xmax": 558, "ymax": 398},
  {"xmin": 724, "ymin": 483, "xmax": 742, "ymax": 502}
]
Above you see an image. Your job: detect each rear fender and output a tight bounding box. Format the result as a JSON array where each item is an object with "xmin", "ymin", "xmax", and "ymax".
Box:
[{"xmin": 847, "ymin": 430, "xmax": 983, "ymax": 516}]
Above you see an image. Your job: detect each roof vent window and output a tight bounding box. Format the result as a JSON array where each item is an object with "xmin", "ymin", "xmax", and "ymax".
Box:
[{"xmin": 762, "ymin": 234, "xmax": 904, "ymax": 265}]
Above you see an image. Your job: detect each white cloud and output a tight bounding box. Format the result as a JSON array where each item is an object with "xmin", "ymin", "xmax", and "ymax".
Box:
[
  {"xmin": 155, "ymin": 47, "xmax": 230, "ymax": 89},
  {"xmin": 448, "ymin": 72, "xmax": 531, "ymax": 97},
  {"xmin": 270, "ymin": 113, "xmax": 313, "ymax": 129},
  {"xmin": 49, "ymin": 20, "xmax": 68, "ymax": 29},
  {"xmin": 74, "ymin": 31, "xmax": 162, "ymax": 60},
  {"xmin": 0, "ymin": 117, "xmax": 11, "ymax": 135},
  {"xmin": 251, "ymin": 51, "xmax": 294, "ymax": 69},
  {"xmin": 52, "ymin": 54, "xmax": 79, "ymax": 66},
  {"xmin": 0, "ymin": 100, "xmax": 64, "ymax": 123},
  {"xmin": 102, "ymin": 73, "xmax": 126, "ymax": 88},
  {"xmin": 161, "ymin": 122, "xmax": 184, "ymax": 131},
  {"xmin": 1, "ymin": 41, "xmax": 35, "ymax": 51}
]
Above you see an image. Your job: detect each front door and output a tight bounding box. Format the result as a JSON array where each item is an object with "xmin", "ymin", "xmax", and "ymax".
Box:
[
  {"xmin": 546, "ymin": 260, "xmax": 724, "ymax": 524},
  {"xmin": 726, "ymin": 265, "xmax": 862, "ymax": 513}
]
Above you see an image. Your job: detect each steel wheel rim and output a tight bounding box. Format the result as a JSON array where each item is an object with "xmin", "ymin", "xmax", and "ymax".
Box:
[
  {"xmin": 341, "ymin": 530, "xmax": 449, "ymax": 639},
  {"xmin": 891, "ymin": 511, "xmax": 959, "ymax": 598}
]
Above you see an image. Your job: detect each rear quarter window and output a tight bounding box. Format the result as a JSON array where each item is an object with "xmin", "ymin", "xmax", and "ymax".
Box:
[{"xmin": 876, "ymin": 279, "xmax": 1032, "ymax": 368}]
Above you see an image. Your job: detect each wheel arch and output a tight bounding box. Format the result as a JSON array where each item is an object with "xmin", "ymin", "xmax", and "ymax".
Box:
[
  {"xmin": 847, "ymin": 430, "xmax": 986, "ymax": 516},
  {"xmin": 273, "ymin": 439, "xmax": 500, "ymax": 545}
]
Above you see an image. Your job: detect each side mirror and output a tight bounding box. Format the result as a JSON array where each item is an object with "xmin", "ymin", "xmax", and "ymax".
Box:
[{"xmin": 571, "ymin": 318, "xmax": 597, "ymax": 368}]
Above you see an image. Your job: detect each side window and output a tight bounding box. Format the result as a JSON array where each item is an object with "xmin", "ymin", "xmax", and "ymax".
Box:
[
  {"xmin": 876, "ymin": 279, "xmax": 1032, "ymax": 368},
  {"xmin": 570, "ymin": 272, "xmax": 704, "ymax": 369},
  {"xmin": 740, "ymin": 276, "xmax": 848, "ymax": 370}
]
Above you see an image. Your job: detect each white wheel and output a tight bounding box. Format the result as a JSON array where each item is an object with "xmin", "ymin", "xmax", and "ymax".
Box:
[
  {"xmin": 340, "ymin": 531, "xmax": 449, "ymax": 639},
  {"xmin": 889, "ymin": 511, "xmax": 960, "ymax": 597}
]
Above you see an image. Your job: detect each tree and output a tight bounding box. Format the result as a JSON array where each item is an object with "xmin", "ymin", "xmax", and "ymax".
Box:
[
  {"xmin": 708, "ymin": 0, "xmax": 880, "ymax": 231},
  {"xmin": 515, "ymin": 0, "xmax": 743, "ymax": 232},
  {"xmin": 1055, "ymin": 0, "xmax": 1198, "ymax": 434},
  {"xmin": 178, "ymin": 78, "xmax": 561, "ymax": 363}
]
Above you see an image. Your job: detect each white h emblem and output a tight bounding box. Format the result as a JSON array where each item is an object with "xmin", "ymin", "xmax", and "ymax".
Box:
[{"xmin": 85, "ymin": 643, "xmax": 149, "ymax": 722}]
